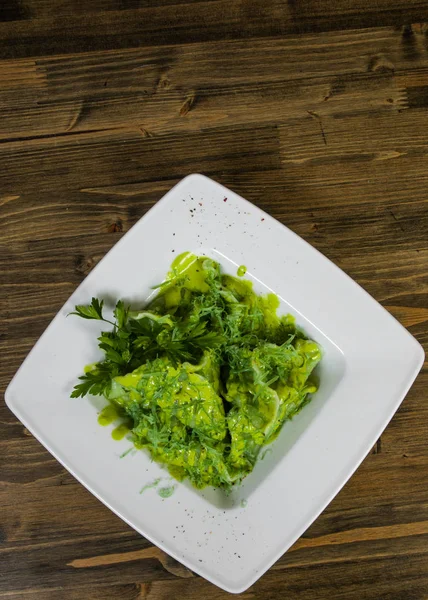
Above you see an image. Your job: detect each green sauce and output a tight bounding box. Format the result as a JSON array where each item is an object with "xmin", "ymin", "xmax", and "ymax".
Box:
[
  {"xmin": 98, "ymin": 404, "xmax": 122, "ymax": 426},
  {"xmin": 237, "ymin": 265, "xmax": 247, "ymax": 277},
  {"xmin": 97, "ymin": 404, "xmax": 131, "ymax": 441},
  {"xmin": 139, "ymin": 478, "xmax": 161, "ymax": 494},
  {"xmin": 170, "ymin": 252, "xmax": 210, "ymax": 292},
  {"xmin": 111, "ymin": 422, "xmax": 131, "ymax": 441},
  {"xmin": 158, "ymin": 485, "xmax": 175, "ymax": 498}
]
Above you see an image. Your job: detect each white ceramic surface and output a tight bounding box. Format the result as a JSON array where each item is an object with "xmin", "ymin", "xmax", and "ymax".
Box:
[{"xmin": 5, "ymin": 174, "xmax": 424, "ymax": 593}]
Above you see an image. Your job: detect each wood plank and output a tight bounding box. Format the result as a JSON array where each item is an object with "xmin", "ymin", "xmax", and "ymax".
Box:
[
  {"xmin": 1, "ymin": 26, "xmax": 426, "ymax": 142},
  {"xmin": 0, "ymin": 586, "xmax": 146, "ymax": 600},
  {"xmin": 0, "ymin": 0, "xmax": 29, "ymax": 22},
  {"xmin": 0, "ymin": 536, "xmax": 180, "ymax": 593},
  {"xmin": 0, "ymin": 125, "xmax": 281, "ymax": 194},
  {"xmin": 3, "ymin": 99, "xmax": 428, "ymax": 248},
  {"xmin": 1, "ymin": 2, "xmax": 428, "ymax": 59},
  {"xmin": 19, "ymin": 0, "xmax": 202, "ymax": 17}
]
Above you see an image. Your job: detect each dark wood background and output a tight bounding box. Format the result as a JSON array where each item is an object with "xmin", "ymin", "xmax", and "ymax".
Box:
[{"xmin": 1, "ymin": 1, "xmax": 428, "ymax": 599}]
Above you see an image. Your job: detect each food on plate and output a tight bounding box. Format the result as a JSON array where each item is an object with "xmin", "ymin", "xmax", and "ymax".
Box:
[{"xmin": 71, "ymin": 252, "xmax": 321, "ymax": 489}]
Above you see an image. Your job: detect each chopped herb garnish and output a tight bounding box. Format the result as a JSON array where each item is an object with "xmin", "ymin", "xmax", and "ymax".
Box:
[{"xmin": 71, "ymin": 252, "xmax": 321, "ymax": 490}]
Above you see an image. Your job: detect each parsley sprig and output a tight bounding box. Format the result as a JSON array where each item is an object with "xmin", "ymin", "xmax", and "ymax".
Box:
[{"xmin": 70, "ymin": 298, "xmax": 224, "ymax": 398}]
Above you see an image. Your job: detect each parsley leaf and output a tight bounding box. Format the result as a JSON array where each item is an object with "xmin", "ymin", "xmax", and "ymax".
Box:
[
  {"xmin": 114, "ymin": 300, "xmax": 129, "ymax": 329},
  {"xmin": 70, "ymin": 298, "xmax": 105, "ymax": 321},
  {"xmin": 70, "ymin": 366, "xmax": 113, "ymax": 398}
]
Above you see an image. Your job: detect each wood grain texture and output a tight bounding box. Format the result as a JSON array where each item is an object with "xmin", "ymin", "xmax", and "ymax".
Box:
[
  {"xmin": 1, "ymin": 2, "xmax": 428, "ymax": 599},
  {"xmin": 1, "ymin": 1, "xmax": 428, "ymax": 59}
]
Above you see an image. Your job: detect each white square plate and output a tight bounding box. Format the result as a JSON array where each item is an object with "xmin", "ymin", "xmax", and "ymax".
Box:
[{"xmin": 6, "ymin": 174, "xmax": 424, "ymax": 593}]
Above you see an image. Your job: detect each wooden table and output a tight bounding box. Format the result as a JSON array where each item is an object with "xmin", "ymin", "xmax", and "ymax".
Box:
[{"xmin": 1, "ymin": 2, "xmax": 428, "ymax": 598}]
